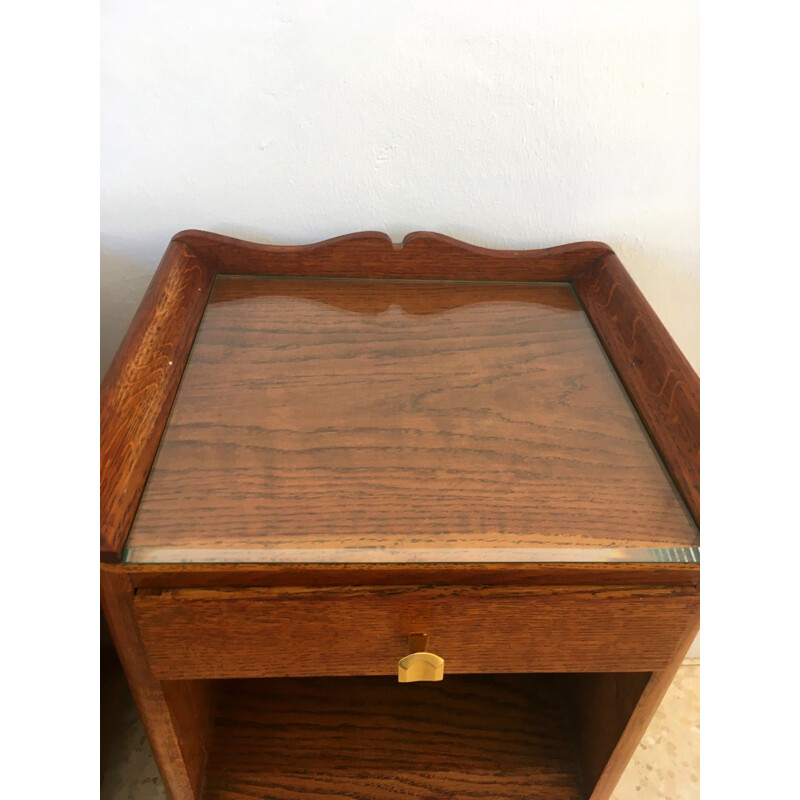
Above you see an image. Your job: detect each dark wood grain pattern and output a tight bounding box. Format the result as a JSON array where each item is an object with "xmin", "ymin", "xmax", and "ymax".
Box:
[
  {"xmin": 175, "ymin": 228, "xmax": 612, "ymax": 282},
  {"xmin": 202, "ymin": 674, "xmax": 584, "ymax": 800},
  {"xmin": 574, "ymin": 253, "xmax": 700, "ymax": 524},
  {"xmin": 565, "ymin": 671, "xmax": 652, "ymax": 798},
  {"xmin": 100, "ymin": 231, "xmax": 699, "ymax": 800},
  {"xmin": 124, "ymin": 276, "xmax": 696, "ymax": 562},
  {"xmin": 102, "ymin": 230, "xmax": 699, "ymax": 564},
  {"xmin": 134, "ymin": 584, "xmax": 699, "ymax": 680},
  {"xmin": 100, "ymin": 241, "xmax": 214, "ymax": 562},
  {"xmin": 100, "ymin": 567, "xmax": 211, "ymax": 800},
  {"xmin": 124, "ymin": 561, "xmax": 701, "ymax": 590},
  {"xmin": 160, "ymin": 679, "xmax": 216, "ymax": 799}
]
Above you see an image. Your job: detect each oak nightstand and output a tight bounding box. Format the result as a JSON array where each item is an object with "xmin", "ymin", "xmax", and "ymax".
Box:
[{"xmin": 101, "ymin": 231, "xmax": 699, "ymax": 800}]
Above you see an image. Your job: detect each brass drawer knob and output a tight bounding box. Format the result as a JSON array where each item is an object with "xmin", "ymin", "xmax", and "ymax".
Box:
[{"xmin": 398, "ymin": 633, "xmax": 444, "ymax": 683}]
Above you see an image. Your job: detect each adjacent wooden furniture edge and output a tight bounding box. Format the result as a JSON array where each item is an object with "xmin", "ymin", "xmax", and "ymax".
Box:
[{"xmin": 101, "ymin": 230, "xmax": 699, "ymax": 563}]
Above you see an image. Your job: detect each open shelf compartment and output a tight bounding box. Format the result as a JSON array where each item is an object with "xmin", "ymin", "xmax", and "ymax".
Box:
[{"xmin": 169, "ymin": 671, "xmax": 651, "ymax": 800}]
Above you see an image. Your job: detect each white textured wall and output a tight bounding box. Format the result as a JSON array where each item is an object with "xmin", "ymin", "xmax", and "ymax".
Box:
[
  {"xmin": 101, "ymin": 0, "xmax": 698, "ymax": 375},
  {"xmin": 102, "ymin": 0, "xmax": 699, "ymax": 658}
]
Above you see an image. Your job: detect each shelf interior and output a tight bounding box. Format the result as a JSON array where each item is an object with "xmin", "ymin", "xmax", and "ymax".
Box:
[{"xmin": 200, "ymin": 673, "xmax": 588, "ymax": 800}]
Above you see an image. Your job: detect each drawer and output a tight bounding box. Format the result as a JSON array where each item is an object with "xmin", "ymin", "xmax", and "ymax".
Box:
[{"xmin": 134, "ymin": 584, "xmax": 698, "ymax": 680}]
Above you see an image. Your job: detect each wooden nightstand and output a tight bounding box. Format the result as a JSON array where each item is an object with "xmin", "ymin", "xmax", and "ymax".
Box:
[{"xmin": 101, "ymin": 231, "xmax": 699, "ymax": 800}]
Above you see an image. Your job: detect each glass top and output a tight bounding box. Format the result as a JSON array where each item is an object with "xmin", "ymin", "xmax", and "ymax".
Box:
[{"xmin": 124, "ymin": 277, "xmax": 698, "ymax": 564}]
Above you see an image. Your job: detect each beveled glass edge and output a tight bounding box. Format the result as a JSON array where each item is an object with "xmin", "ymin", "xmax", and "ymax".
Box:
[
  {"xmin": 215, "ymin": 275, "xmax": 576, "ymax": 286},
  {"xmin": 123, "ymin": 545, "xmax": 700, "ymax": 565}
]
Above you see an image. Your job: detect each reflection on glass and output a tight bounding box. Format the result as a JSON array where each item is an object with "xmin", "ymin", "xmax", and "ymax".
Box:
[{"xmin": 124, "ymin": 277, "xmax": 699, "ymax": 565}]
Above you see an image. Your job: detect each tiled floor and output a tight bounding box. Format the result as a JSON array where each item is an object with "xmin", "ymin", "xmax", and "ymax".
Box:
[
  {"xmin": 610, "ymin": 664, "xmax": 699, "ymax": 800},
  {"xmin": 101, "ymin": 664, "xmax": 699, "ymax": 800}
]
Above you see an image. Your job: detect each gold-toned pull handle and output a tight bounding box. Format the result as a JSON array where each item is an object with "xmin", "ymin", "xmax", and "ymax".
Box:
[
  {"xmin": 398, "ymin": 633, "xmax": 444, "ymax": 683},
  {"xmin": 398, "ymin": 652, "xmax": 444, "ymax": 682}
]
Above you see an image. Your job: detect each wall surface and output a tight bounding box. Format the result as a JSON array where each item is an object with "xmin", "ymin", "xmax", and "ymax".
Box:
[
  {"xmin": 102, "ymin": 0, "xmax": 699, "ymax": 655},
  {"xmin": 101, "ymin": 0, "xmax": 698, "ymax": 373}
]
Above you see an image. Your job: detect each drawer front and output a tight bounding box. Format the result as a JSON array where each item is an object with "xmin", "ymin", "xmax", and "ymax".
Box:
[{"xmin": 135, "ymin": 584, "xmax": 698, "ymax": 680}]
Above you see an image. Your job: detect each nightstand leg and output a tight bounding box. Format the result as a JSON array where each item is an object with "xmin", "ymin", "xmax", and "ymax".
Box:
[{"xmin": 101, "ymin": 567, "xmax": 211, "ymax": 800}]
